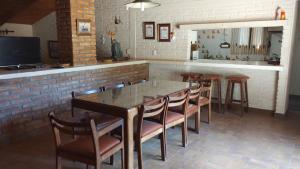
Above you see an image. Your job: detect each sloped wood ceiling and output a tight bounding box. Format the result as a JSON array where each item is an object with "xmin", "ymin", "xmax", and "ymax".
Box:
[{"xmin": 0, "ymin": 0, "xmax": 55, "ymax": 25}]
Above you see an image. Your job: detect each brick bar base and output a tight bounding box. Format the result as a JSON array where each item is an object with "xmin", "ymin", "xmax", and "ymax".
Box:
[{"xmin": 0, "ymin": 64, "xmax": 149, "ymax": 143}]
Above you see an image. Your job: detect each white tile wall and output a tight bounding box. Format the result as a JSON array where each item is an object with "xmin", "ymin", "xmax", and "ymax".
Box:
[{"xmin": 95, "ymin": 0, "xmax": 298, "ymax": 114}]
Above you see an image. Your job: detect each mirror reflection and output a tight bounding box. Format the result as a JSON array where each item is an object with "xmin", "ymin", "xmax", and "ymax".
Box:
[{"xmin": 190, "ymin": 27, "xmax": 282, "ymax": 64}]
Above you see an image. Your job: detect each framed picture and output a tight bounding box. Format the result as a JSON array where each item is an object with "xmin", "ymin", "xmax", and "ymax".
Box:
[
  {"xmin": 158, "ymin": 23, "xmax": 171, "ymax": 42},
  {"xmin": 48, "ymin": 40, "xmax": 59, "ymax": 59},
  {"xmin": 77, "ymin": 19, "xmax": 92, "ymax": 36},
  {"xmin": 143, "ymin": 22, "xmax": 155, "ymax": 39}
]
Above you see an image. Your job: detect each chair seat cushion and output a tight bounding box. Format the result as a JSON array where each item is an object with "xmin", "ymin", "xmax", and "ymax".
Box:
[
  {"xmin": 166, "ymin": 111, "xmax": 184, "ymax": 124},
  {"xmin": 141, "ymin": 120, "xmax": 163, "ymax": 137},
  {"xmin": 58, "ymin": 135, "xmax": 120, "ymax": 158}
]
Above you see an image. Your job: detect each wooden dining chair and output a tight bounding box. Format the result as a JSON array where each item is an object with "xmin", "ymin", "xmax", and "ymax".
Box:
[
  {"xmin": 48, "ymin": 112, "xmax": 124, "ymax": 169},
  {"xmin": 165, "ymin": 90, "xmax": 189, "ymax": 147},
  {"xmin": 198, "ymin": 84, "xmax": 212, "ymax": 124},
  {"xmin": 136, "ymin": 97, "xmax": 168, "ymax": 169},
  {"xmin": 186, "ymin": 86, "xmax": 202, "ymax": 134},
  {"xmin": 71, "ymin": 88, "xmax": 123, "ymax": 165},
  {"xmin": 128, "ymin": 79, "xmax": 147, "ymax": 85}
]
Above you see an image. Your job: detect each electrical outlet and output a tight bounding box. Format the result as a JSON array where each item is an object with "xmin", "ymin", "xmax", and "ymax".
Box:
[{"xmin": 152, "ymin": 50, "xmax": 158, "ymax": 56}]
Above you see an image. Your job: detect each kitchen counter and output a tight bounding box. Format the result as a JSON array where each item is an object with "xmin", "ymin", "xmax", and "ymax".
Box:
[
  {"xmin": 0, "ymin": 59, "xmax": 282, "ymax": 80},
  {"xmin": 149, "ymin": 59, "xmax": 283, "ymax": 71}
]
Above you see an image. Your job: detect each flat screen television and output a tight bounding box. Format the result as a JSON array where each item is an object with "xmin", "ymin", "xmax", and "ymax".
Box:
[{"xmin": 0, "ymin": 36, "xmax": 41, "ymax": 67}]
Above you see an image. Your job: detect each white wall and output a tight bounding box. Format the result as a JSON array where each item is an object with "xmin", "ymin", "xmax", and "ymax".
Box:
[
  {"xmin": 0, "ymin": 23, "xmax": 33, "ymax": 37},
  {"xmin": 95, "ymin": 0, "xmax": 298, "ymax": 114},
  {"xmin": 32, "ymin": 12, "xmax": 58, "ymax": 64},
  {"xmin": 290, "ymin": 1, "xmax": 300, "ymax": 96}
]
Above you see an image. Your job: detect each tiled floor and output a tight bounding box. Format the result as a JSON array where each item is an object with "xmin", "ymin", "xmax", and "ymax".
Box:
[{"xmin": 1, "ymin": 106, "xmax": 300, "ymax": 169}]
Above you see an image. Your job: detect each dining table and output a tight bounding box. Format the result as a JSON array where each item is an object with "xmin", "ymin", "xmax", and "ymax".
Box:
[{"xmin": 71, "ymin": 80, "xmax": 195, "ymax": 169}]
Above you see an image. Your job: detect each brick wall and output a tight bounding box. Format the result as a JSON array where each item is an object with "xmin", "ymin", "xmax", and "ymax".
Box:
[
  {"xmin": 0, "ymin": 64, "xmax": 149, "ymax": 143},
  {"xmin": 56, "ymin": 0, "xmax": 97, "ymax": 66}
]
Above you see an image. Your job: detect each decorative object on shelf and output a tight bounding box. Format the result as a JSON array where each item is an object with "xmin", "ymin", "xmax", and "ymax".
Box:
[
  {"xmin": 48, "ymin": 41, "xmax": 59, "ymax": 59},
  {"xmin": 280, "ymin": 9, "xmax": 286, "ymax": 20},
  {"xmin": 170, "ymin": 29, "xmax": 176, "ymax": 41},
  {"xmin": 220, "ymin": 29, "xmax": 231, "ymax": 48},
  {"xmin": 0, "ymin": 29, "xmax": 15, "ymax": 36},
  {"xmin": 77, "ymin": 19, "xmax": 91, "ymax": 36},
  {"xmin": 125, "ymin": 0, "xmax": 160, "ymax": 11},
  {"xmin": 114, "ymin": 16, "xmax": 122, "ymax": 24},
  {"xmin": 143, "ymin": 22, "xmax": 155, "ymax": 39},
  {"xmin": 191, "ymin": 41, "xmax": 200, "ymax": 51},
  {"xmin": 275, "ymin": 6, "xmax": 281, "ymax": 20},
  {"xmin": 111, "ymin": 39, "xmax": 123, "ymax": 60},
  {"xmin": 158, "ymin": 23, "xmax": 171, "ymax": 42},
  {"xmin": 107, "ymin": 31, "xmax": 124, "ymax": 60}
]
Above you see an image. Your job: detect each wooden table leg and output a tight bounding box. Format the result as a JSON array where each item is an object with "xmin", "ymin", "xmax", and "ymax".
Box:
[{"xmin": 124, "ymin": 108, "xmax": 138, "ymax": 169}]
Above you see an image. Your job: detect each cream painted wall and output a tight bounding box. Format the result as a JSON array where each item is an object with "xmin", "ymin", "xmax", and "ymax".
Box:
[
  {"xmin": 0, "ymin": 23, "xmax": 33, "ymax": 37},
  {"xmin": 95, "ymin": 0, "xmax": 298, "ymax": 114},
  {"xmin": 32, "ymin": 12, "xmax": 58, "ymax": 64},
  {"xmin": 290, "ymin": 1, "xmax": 300, "ymax": 96}
]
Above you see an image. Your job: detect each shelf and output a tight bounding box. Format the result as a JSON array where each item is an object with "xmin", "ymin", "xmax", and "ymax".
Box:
[{"xmin": 179, "ymin": 20, "xmax": 287, "ymax": 30}]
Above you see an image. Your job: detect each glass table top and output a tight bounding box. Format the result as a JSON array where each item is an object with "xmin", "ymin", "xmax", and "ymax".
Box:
[{"xmin": 76, "ymin": 80, "xmax": 194, "ymax": 109}]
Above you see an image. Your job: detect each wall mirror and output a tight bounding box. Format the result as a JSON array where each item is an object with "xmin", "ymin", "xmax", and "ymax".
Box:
[{"xmin": 190, "ymin": 26, "xmax": 283, "ymax": 63}]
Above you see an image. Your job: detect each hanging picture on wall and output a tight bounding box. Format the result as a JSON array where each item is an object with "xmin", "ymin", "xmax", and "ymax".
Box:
[
  {"xmin": 158, "ymin": 23, "xmax": 171, "ymax": 42},
  {"xmin": 77, "ymin": 19, "xmax": 92, "ymax": 36},
  {"xmin": 48, "ymin": 40, "xmax": 59, "ymax": 59},
  {"xmin": 143, "ymin": 22, "xmax": 155, "ymax": 39}
]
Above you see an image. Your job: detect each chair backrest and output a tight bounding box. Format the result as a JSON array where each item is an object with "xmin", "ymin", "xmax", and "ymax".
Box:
[
  {"xmin": 137, "ymin": 97, "xmax": 168, "ymax": 138},
  {"xmin": 167, "ymin": 90, "xmax": 189, "ymax": 108},
  {"xmin": 128, "ymin": 79, "xmax": 147, "ymax": 85},
  {"xmin": 200, "ymin": 86, "xmax": 212, "ymax": 101},
  {"xmin": 48, "ymin": 112, "xmax": 115, "ymax": 161},
  {"xmin": 104, "ymin": 82, "xmax": 125, "ymax": 91},
  {"xmin": 189, "ymin": 86, "xmax": 201, "ymax": 100},
  {"xmin": 48, "ymin": 112, "xmax": 93, "ymax": 147}
]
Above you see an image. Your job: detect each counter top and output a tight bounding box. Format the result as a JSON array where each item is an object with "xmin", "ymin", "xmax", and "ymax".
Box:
[
  {"xmin": 0, "ymin": 59, "xmax": 283, "ymax": 80},
  {"xmin": 149, "ymin": 59, "xmax": 283, "ymax": 71}
]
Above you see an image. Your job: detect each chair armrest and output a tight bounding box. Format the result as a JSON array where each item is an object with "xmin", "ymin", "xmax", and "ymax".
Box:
[
  {"xmin": 200, "ymin": 87, "xmax": 211, "ymax": 92},
  {"xmin": 97, "ymin": 119, "xmax": 123, "ymax": 138}
]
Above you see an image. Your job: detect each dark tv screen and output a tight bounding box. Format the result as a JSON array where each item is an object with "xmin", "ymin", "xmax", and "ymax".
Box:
[{"xmin": 0, "ymin": 36, "xmax": 41, "ymax": 66}]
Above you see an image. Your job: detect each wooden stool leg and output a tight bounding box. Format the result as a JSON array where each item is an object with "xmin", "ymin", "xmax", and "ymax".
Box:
[
  {"xmin": 224, "ymin": 80, "xmax": 232, "ymax": 113},
  {"xmin": 245, "ymin": 81, "xmax": 249, "ymax": 112},
  {"xmin": 240, "ymin": 82, "xmax": 245, "ymax": 117},
  {"xmin": 217, "ymin": 79, "xmax": 222, "ymax": 114},
  {"xmin": 230, "ymin": 82, "xmax": 235, "ymax": 105}
]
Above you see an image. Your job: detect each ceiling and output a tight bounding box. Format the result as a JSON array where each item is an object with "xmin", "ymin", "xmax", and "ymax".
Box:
[{"xmin": 0, "ymin": 0, "xmax": 55, "ymax": 25}]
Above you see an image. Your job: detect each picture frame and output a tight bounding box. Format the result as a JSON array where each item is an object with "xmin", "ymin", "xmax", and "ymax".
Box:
[
  {"xmin": 77, "ymin": 19, "xmax": 92, "ymax": 36},
  {"xmin": 158, "ymin": 23, "xmax": 171, "ymax": 42},
  {"xmin": 143, "ymin": 22, "xmax": 155, "ymax": 39},
  {"xmin": 48, "ymin": 40, "xmax": 59, "ymax": 59}
]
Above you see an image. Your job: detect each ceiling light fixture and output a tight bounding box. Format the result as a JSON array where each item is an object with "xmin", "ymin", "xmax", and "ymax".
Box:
[{"xmin": 125, "ymin": 0, "xmax": 160, "ymax": 11}]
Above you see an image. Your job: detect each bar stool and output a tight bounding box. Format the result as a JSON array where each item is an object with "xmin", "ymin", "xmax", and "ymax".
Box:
[
  {"xmin": 198, "ymin": 74, "xmax": 222, "ymax": 114},
  {"xmin": 181, "ymin": 73, "xmax": 202, "ymax": 82},
  {"xmin": 224, "ymin": 75, "xmax": 249, "ymax": 116}
]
